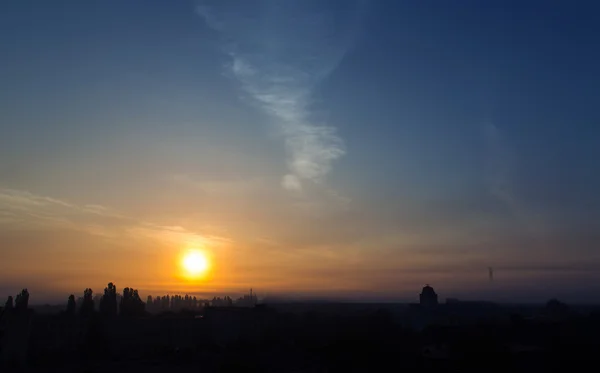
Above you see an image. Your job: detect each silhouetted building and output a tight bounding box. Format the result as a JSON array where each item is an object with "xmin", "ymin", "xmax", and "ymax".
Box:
[
  {"xmin": 545, "ymin": 298, "xmax": 570, "ymax": 320},
  {"xmin": 236, "ymin": 289, "xmax": 258, "ymax": 307},
  {"xmin": 211, "ymin": 296, "xmax": 233, "ymax": 307},
  {"xmin": 420, "ymin": 285, "xmax": 438, "ymax": 308}
]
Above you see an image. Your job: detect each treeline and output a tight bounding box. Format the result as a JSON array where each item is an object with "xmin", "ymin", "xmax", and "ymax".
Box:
[
  {"xmin": 145, "ymin": 294, "xmax": 257, "ymax": 312},
  {"xmin": 145, "ymin": 294, "xmax": 207, "ymax": 312},
  {"xmin": 2, "ymin": 289, "xmax": 30, "ymax": 312},
  {"xmin": 1, "ymin": 284, "xmax": 258, "ymax": 320},
  {"xmin": 68, "ymin": 282, "xmax": 145, "ymax": 318},
  {"xmin": 1, "ymin": 283, "xmax": 146, "ymax": 319}
]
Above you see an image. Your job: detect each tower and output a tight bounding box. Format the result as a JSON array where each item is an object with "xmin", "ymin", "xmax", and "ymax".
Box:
[{"xmin": 420, "ymin": 284, "xmax": 438, "ymax": 308}]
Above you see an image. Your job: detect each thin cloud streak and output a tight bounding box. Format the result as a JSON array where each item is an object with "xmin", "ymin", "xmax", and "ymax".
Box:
[
  {"xmin": 0, "ymin": 187, "xmax": 227, "ymax": 249},
  {"xmin": 196, "ymin": 1, "xmax": 359, "ymax": 192},
  {"xmin": 484, "ymin": 122, "xmax": 547, "ymax": 237}
]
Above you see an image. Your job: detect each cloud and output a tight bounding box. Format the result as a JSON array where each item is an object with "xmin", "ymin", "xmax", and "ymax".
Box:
[
  {"xmin": 196, "ymin": 1, "xmax": 360, "ymax": 192},
  {"xmin": 483, "ymin": 123, "xmax": 547, "ymax": 237},
  {"xmin": 282, "ymin": 174, "xmax": 303, "ymax": 192},
  {"xmin": 0, "ymin": 187, "xmax": 226, "ymax": 249}
]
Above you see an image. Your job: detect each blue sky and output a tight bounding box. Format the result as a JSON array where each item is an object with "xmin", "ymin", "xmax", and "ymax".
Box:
[{"xmin": 1, "ymin": 0, "xmax": 600, "ymax": 303}]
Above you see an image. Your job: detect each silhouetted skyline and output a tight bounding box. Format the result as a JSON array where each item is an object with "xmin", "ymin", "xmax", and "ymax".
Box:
[{"xmin": 3, "ymin": 282, "xmax": 597, "ymax": 371}]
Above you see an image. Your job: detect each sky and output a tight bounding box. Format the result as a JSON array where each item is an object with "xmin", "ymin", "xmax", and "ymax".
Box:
[{"xmin": 1, "ymin": 0, "xmax": 600, "ymax": 304}]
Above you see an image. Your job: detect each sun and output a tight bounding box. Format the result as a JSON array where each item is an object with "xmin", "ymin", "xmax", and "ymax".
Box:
[{"xmin": 181, "ymin": 250, "xmax": 210, "ymax": 278}]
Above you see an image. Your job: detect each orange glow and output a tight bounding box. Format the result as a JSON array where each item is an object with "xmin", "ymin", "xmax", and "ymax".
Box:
[{"xmin": 180, "ymin": 249, "xmax": 211, "ymax": 280}]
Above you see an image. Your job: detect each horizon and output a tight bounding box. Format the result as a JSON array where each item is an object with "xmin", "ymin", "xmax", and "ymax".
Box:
[
  {"xmin": 25, "ymin": 294, "xmax": 600, "ymax": 308},
  {"xmin": 2, "ymin": 1, "xmax": 600, "ymax": 305},
  {"xmin": 15, "ymin": 280, "xmax": 600, "ymax": 307}
]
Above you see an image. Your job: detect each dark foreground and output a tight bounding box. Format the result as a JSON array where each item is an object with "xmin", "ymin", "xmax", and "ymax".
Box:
[{"xmin": 2, "ymin": 301, "xmax": 600, "ymax": 372}]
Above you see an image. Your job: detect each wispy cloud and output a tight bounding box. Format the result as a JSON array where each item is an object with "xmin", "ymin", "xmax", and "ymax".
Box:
[
  {"xmin": 196, "ymin": 1, "xmax": 360, "ymax": 192},
  {"xmin": 484, "ymin": 123, "xmax": 546, "ymax": 237},
  {"xmin": 0, "ymin": 187, "xmax": 226, "ymax": 248}
]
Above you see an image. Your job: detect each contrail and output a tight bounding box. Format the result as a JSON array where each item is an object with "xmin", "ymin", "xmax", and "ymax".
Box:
[
  {"xmin": 196, "ymin": 1, "xmax": 362, "ymax": 192},
  {"xmin": 484, "ymin": 122, "xmax": 547, "ymax": 237}
]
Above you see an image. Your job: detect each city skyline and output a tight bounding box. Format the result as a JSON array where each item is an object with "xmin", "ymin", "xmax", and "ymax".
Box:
[{"xmin": 2, "ymin": 1, "xmax": 600, "ymax": 304}]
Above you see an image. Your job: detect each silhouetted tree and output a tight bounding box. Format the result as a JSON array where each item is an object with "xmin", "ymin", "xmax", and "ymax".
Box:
[
  {"xmin": 66, "ymin": 294, "xmax": 76, "ymax": 315},
  {"xmin": 4, "ymin": 296, "xmax": 13, "ymax": 310},
  {"xmin": 119, "ymin": 287, "xmax": 145, "ymax": 317},
  {"xmin": 133, "ymin": 289, "xmax": 145, "ymax": 315},
  {"xmin": 120, "ymin": 287, "xmax": 130, "ymax": 315},
  {"xmin": 99, "ymin": 282, "xmax": 117, "ymax": 317},
  {"xmin": 79, "ymin": 288, "xmax": 94, "ymax": 317},
  {"xmin": 14, "ymin": 289, "xmax": 29, "ymax": 310},
  {"xmin": 166, "ymin": 295, "xmax": 170, "ymax": 309},
  {"xmin": 93, "ymin": 294, "xmax": 102, "ymax": 310}
]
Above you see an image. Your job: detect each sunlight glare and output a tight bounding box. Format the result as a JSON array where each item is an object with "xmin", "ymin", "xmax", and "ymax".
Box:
[{"xmin": 181, "ymin": 250, "xmax": 210, "ymax": 279}]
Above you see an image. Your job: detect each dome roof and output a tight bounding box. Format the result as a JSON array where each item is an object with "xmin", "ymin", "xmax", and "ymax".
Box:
[{"xmin": 421, "ymin": 285, "xmax": 437, "ymax": 295}]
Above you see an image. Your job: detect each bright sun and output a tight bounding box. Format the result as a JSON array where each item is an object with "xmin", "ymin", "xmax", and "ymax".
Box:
[{"xmin": 182, "ymin": 250, "xmax": 209, "ymax": 278}]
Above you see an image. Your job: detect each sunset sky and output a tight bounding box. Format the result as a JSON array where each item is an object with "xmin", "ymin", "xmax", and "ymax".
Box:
[{"xmin": 2, "ymin": 1, "xmax": 600, "ymax": 304}]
